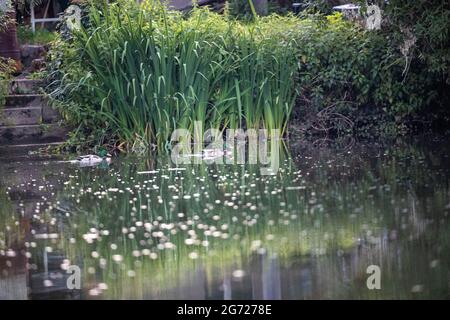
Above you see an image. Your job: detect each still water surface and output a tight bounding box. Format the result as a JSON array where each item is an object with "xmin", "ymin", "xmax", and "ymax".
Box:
[{"xmin": 0, "ymin": 137, "xmax": 449, "ymax": 299}]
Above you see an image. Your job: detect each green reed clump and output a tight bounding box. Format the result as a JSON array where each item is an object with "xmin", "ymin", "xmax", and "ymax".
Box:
[{"xmin": 48, "ymin": 0, "xmax": 300, "ymax": 151}]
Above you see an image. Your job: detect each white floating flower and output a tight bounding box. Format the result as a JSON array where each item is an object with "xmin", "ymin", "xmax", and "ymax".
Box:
[
  {"xmin": 6, "ymin": 250, "xmax": 16, "ymax": 257},
  {"xmin": 188, "ymin": 252, "xmax": 199, "ymax": 260},
  {"xmin": 132, "ymin": 250, "xmax": 141, "ymax": 257},
  {"xmin": 89, "ymin": 288, "xmax": 100, "ymax": 296},
  {"xmin": 149, "ymin": 252, "xmax": 158, "ymax": 260},
  {"xmin": 232, "ymin": 270, "xmax": 246, "ymax": 279},
  {"xmin": 112, "ymin": 255, "xmax": 123, "ymax": 263},
  {"xmin": 98, "ymin": 283, "xmax": 108, "ymax": 290},
  {"xmin": 43, "ymin": 280, "xmax": 53, "ymax": 287}
]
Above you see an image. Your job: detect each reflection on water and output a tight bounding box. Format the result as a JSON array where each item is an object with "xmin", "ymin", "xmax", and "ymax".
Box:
[{"xmin": 0, "ymin": 137, "xmax": 449, "ymax": 299}]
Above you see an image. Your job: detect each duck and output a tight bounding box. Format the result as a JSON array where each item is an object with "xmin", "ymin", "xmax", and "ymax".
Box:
[
  {"xmin": 202, "ymin": 148, "xmax": 232, "ymax": 159},
  {"xmin": 71, "ymin": 154, "xmax": 112, "ymax": 167},
  {"xmin": 65, "ymin": 150, "xmax": 112, "ymax": 167},
  {"xmin": 182, "ymin": 148, "xmax": 233, "ymax": 160}
]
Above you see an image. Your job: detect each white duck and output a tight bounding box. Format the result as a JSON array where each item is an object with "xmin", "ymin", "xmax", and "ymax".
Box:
[
  {"xmin": 182, "ymin": 148, "xmax": 233, "ymax": 161},
  {"xmin": 202, "ymin": 148, "xmax": 233, "ymax": 160}
]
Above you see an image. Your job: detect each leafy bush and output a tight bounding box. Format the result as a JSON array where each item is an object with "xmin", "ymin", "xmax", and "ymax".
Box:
[
  {"xmin": 290, "ymin": 13, "xmax": 418, "ymax": 134},
  {"xmin": 379, "ymin": 0, "xmax": 450, "ymax": 125},
  {"xmin": 297, "ymin": 0, "xmax": 450, "ymax": 132}
]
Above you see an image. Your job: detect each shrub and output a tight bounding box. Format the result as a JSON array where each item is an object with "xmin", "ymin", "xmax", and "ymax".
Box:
[
  {"xmin": 288, "ymin": 8, "xmax": 450, "ymax": 136},
  {"xmin": 380, "ymin": 0, "xmax": 450, "ymax": 125},
  {"xmin": 297, "ymin": 0, "xmax": 450, "ymax": 131}
]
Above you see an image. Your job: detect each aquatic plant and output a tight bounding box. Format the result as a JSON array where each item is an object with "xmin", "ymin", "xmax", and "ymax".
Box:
[{"xmin": 47, "ymin": 0, "xmax": 300, "ymax": 151}]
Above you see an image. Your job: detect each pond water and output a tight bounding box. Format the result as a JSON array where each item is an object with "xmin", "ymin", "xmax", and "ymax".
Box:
[{"xmin": 0, "ymin": 136, "xmax": 449, "ymax": 299}]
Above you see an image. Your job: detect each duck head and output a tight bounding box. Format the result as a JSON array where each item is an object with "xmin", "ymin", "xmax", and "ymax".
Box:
[{"xmin": 98, "ymin": 148, "xmax": 112, "ymax": 160}]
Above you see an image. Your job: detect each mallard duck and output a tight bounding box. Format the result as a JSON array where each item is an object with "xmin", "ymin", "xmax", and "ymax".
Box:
[{"xmin": 66, "ymin": 153, "xmax": 112, "ymax": 167}]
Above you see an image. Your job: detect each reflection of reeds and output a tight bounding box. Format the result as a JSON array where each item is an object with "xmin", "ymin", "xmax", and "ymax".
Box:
[
  {"xmin": 2, "ymin": 141, "xmax": 449, "ymax": 298},
  {"xmin": 0, "ymin": 186, "xmax": 23, "ymax": 251},
  {"xmin": 24, "ymin": 157, "xmax": 384, "ymax": 297}
]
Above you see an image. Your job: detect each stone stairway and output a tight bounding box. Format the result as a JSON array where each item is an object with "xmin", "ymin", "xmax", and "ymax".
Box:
[
  {"xmin": 1, "ymin": 44, "xmax": 69, "ymax": 156},
  {"xmin": 0, "ymin": 78, "xmax": 68, "ymax": 154}
]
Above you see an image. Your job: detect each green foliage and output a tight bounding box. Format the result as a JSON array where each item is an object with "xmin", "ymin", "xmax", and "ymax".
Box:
[
  {"xmin": 227, "ymin": 0, "xmax": 256, "ymax": 20},
  {"xmin": 380, "ymin": 0, "xmax": 450, "ymax": 122},
  {"xmin": 301, "ymin": 0, "xmax": 338, "ymax": 14},
  {"xmin": 0, "ymin": 59, "xmax": 15, "ymax": 109},
  {"xmin": 292, "ymin": 14, "xmax": 374, "ymax": 132},
  {"xmin": 0, "ymin": 10, "xmax": 11, "ymax": 33},
  {"xmin": 47, "ymin": 0, "xmax": 299, "ymax": 150},
  {"xmin": 16, "ymin": 25, "xmax": 57, "ymax": 44},
  {"xmin": 47, "ymin": 0, "xmax": 450, "ymax": 149},
  {"xmin": 293, "ymin": 1, "xmax": 450, "ymax": 133},
  {"xmin": 226, "ymin": 0, "xmax": 296, "ymax": 19},
  {"xmin": 0, "ymin": 4, "xmax": 13, "ymax": 110}
]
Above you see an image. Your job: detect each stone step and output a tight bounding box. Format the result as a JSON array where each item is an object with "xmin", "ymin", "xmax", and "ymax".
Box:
[
  {"xmin": 0, "ymin": 124, "xmax": 69, "ymax": 145},
  {"xmin": 0, "ymin": 105, "xmax": 61, "ymax": 126},
  {"xmin": 7, "ymin": 79, "xmax": 44, "ymax": 95},
  {"xmin": 4, "ymin": 94, "xmax": 44, "ymax": 108},
  {"xmin": 0, "ymin": 107, "xmax": 42, "ymax": 126},
  {"xmin": 42, "ymin": 105, "xmax": 61, "ymax": 123},
  {"xmin": 21, "ymin": 44, "xmax": 47, "ymax": 68}
]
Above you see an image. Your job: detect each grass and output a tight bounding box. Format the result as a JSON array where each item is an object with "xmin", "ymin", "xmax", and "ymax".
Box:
[{"xmin": 17, "ymin": 25, "xmax": 57, "ymax": 45}]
